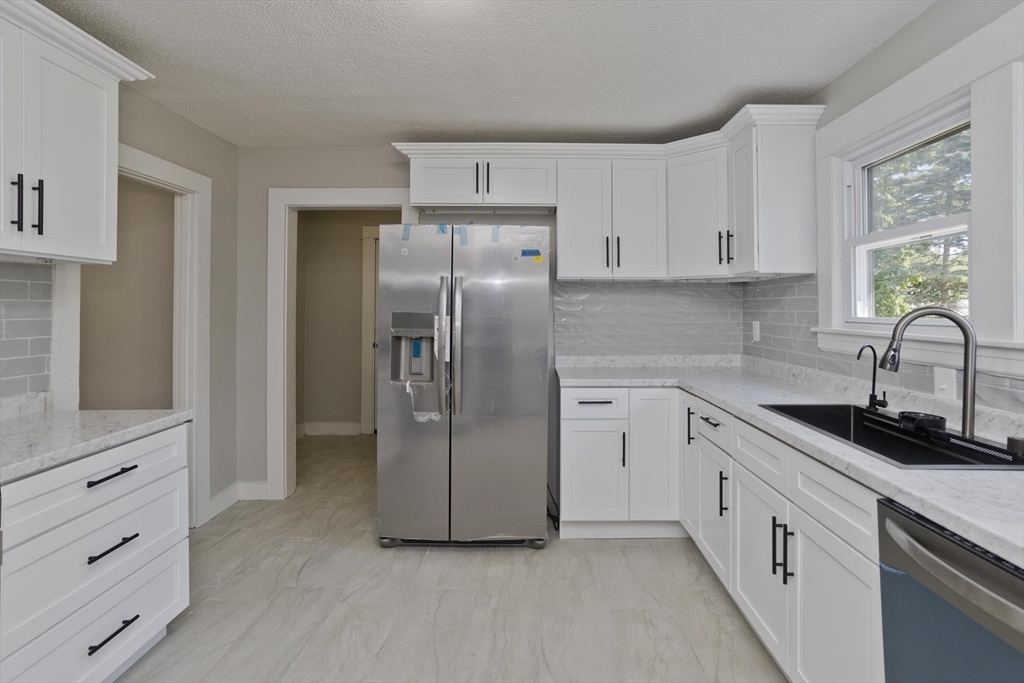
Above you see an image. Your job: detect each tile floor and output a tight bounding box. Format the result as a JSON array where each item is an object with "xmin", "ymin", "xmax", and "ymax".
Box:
[{"xmin": 120, "ymin": 435, "xmax": 784, "ymax": 683}]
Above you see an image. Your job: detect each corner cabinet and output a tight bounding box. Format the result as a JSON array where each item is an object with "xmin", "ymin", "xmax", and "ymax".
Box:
[
  {"xmin": 0, "ymin": 2, "xmax": 152, "ymax": 264},
  {"xmin": 666, "ymin": 138, "xmax": 730, "ymax": 278}
]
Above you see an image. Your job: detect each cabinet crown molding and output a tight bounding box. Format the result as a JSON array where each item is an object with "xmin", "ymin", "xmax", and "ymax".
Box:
[
  {"xmin": 393, "ymin": 142, "xmax": 666, "ymax": 160},
  {"xmin": 0, "ymin": 0, "xmax": 153, "ymax": 81},
  {"xmin": 721, "ymin": 104, "xmax": 825, "ymax": 141}
]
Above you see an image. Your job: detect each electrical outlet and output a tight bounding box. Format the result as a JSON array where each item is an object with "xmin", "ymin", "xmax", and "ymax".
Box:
[
  {"xmin": 935, "ymin": 367, "xmax": 957, "ymax": 398},
  {"xmin": 752, "ymin": 321, "xmax": 760, "ymax": 342}
]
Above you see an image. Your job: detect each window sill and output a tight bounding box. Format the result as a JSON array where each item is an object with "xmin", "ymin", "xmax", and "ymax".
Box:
[{"xmin": 814, "ymin": 327, "xmax": 1024, "ymax": 378}]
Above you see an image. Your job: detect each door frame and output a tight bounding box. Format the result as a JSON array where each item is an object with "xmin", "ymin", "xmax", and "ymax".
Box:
[
  {"xmin": 266, "ymin": 188, "xmax": 416, "ymax": 500},
  {"xmin": 360, "ymin": 225, "xmax": 379, "ymax": 435},
  {"xmin": 51, "ymin": 143, "xmax": 213, "ymax": 526}
]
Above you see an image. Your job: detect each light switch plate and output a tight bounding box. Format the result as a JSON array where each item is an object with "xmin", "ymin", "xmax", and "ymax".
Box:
[{"xmin": 934, "ymin": 367, "xmax": 957, "ymax": 398}]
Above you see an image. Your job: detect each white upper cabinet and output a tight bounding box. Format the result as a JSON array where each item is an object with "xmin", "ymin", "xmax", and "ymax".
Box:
[
  {"xmin": 667, "ymin": 142, "xmax": 730, "ymax": 278},
  {"xmin": 723, "ymin": 105, "xmax": 823, "ymax": 276},
  {"xmin": 407, "ymin": 155, "xmax": 556, "ymax": 206},
  {"xmin": 556, "ymin": 159, "xmax": 612, "ymax": 279},
  {"xmin": 612, "ymin": 159, "xmax": 667, "ymax": 279},
  {"xmin": 0, "ymin": 2, "xmax": 152, "ymax": 263}
]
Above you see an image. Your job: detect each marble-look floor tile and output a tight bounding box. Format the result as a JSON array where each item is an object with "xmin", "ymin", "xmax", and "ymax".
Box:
[
  {"xmin": 211, "ymin": 536, "xmax": 325, "ymax": 601},
  {"xmin": 647, "ymin": 538, "xmax": 723, "ymax": 591},
  {"xmin": 237, "ymin": 489, "xmax": 328, "ymax": 532},
  {"xmin": 673, "ymin": 588, "xmax": 785, "ymax": 683},
  {"xmin": 537, "ymin": 589, "xmax": 625, "ymax": 683},
  {"xmin": 412, "ymin": 546, "xmax": 498, "ymax": 589},
  {"xmin": 190, "ymin": 527, "xmax": 280, "ymax": 587},
  {"xmin": 202, "ymin": 587, "xmax": 341, "ymax": 682},
  {"xmin": 611, "ymin": 608, "xmax": 709, "ymax": 682},
  {"xmin": 295, "ymin": 528, "xmax": 380, "ymax": 587},
  {"xmin": 592, "ymin": 541, "xmax": 673, "ymax": 609},
  {"xmin": 168, "ymin": 585, "xmax": 216, "ymax": 631},
  {"xmin": 338, "ymin": 544, "xmax": 427, "ymax": 604},
  {"xmin": 285, "ymin": 598, "xmax": 402, "ymax": 683},
  {"xmin": 190, "ymin": 500, "xmax": 270, "ymax": 538},
  {"xmin": 455, "ymin": 606, "xmax": 550, "ymax": 683},
  {"xmin": 369, "ymin": 588, "xmax": 476, "ymax": 683}
]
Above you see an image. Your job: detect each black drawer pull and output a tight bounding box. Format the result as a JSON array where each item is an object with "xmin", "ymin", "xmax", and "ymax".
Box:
[
  {"xmin": 87, "ymin": 464, "xmax": 138, "ymax": 488},
  {"xmin": 87, "ymin": 533, "xmax": 140, "ymax": 565},
  {"xmin": 718, "ymin": 472, "xmax": 729, "ymax": 516},
  {"xmin": 700, "ymin": 415, "xmax": 721, "ymax": 429},
  {"xmin": 578, "ymin": 400, "xmax": 613, "ymax": 405},
  {"xmin": 88, "ymin": 614, "xmax": 139, "ymax": 656},
  {"xmin": 11, "ymin": 173, "xmax": 24, "ymax": 231},
  {"xmin": 31, "ymin": 178, "xmax": 43, "ymax": 235},
  {"xmin": 687, "ymin": 408, "xmax": 695, "ymax": 444}
]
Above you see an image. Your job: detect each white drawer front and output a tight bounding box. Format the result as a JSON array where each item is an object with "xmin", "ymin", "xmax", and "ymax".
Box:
[
  {"xmin": 697, "ymin": 401, "xmax": 732, "ymax": 452},
  {"xmin": 733, "ymin": 421, "xmax": 792, "ymax": 494},
  {"xmin": 787, "ymin": 450, "xmax": 878, "ymax": 560},
  {"xmin": 1, "ymin": 425, "xmax": 188, "ymax": 549},
  {"xmin": 560, "ymin": 388, "xmax": 630, "ymax": 419},
  {"xmin": 0, "ymin": 540, "xmax": 188, "ymax": 683},
  {"xmin": 2, "ymin": 469, "xmax": 187, "ymax": 658}
]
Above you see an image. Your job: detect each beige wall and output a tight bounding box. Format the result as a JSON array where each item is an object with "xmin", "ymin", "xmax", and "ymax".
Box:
[
  {"xmin": 119, "ymin": 85, "xmax": 241, "ymax": 497},
  {"xmin": 81, "ymin": 178, "xmax": 175, "ymax": 409},
  {"xmin": 235, "ymin": 146, "xmax": 409, "ymax": 481},
  {"xmin": 806, "ymin": 0, "xmax": 1023, "ymax": 126},
  {"xmin": 297, "ymin": 210, "xmax": 401, "ymax": 427}
]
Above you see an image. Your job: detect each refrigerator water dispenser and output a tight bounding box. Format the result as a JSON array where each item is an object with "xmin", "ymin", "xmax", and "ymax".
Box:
[{"xmin": 391, "ymin": 312, "xmax": 435, "ymax": 383}]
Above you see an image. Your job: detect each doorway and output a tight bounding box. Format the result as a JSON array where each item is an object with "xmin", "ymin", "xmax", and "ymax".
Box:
[{"xmin": 294, "ymin": 210, "xmax": 399, "ymax": 438}]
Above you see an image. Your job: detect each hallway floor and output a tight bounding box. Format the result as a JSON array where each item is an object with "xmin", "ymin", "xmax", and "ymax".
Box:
[{"xmin": 120, "ymin": 435, "xmax": 784, "ymax": 682}]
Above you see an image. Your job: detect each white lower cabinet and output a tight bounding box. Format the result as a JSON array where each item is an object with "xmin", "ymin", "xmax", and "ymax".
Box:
[
  {"xmin": 560, "ymin": 418, "xmax": 630, "ymax": 521},
  {"xmin": 628, "ymin": 388, "xmax": 679, "ymax": 520},
  {"xmin": 679, "ymin": 398, "xmax": 699, "ymax": 534},
  {"xmin": 696, "ymin": 437, "xmax": 732, "ymax": 589}
]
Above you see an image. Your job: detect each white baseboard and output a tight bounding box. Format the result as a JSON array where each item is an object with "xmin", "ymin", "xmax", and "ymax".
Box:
[
  {"xmin": 296, "ymin": 422, "xmax": 306, "ymax": 439},
  {"xmin": 303, "ymin": 421, "xmax": 361, "ymax": 436},
  {"xmin": 207, "ymin": 483, "xmax": 240, "ymax": 520},
  {"xmin": 558, "ymin": 520, "xmax": 688, "ymax": 540},
  {"xmin": 238, "ymin": 480, "xmax": 276, "ymax": 500}
]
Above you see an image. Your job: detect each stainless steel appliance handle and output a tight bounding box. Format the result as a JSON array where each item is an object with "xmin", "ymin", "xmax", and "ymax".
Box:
[
  {"xmin": 452, "ymin": 276, "xmax": 464, "ymax": 416},
  {"xmin": 885, "ymin": 518, "xmax": 1024, "ymax": 637},
  {"xmin": 437, "ymin": 275, "xmax": 449, "ymax": 416}
]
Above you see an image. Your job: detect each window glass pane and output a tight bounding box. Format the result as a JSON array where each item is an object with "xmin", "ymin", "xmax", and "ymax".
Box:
[
  {"xmin": 867, "ymin": 126, "xmax": 971, "ymax": 232},
  {"xmin": 867, "ymin": 233, "xmax": 969, "ymax": 318}
]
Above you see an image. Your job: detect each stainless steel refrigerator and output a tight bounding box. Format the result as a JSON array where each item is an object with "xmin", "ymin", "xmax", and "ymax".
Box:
[{"xmin": 376, "ymin": 223, "xmax": 552, "ymax": 548}]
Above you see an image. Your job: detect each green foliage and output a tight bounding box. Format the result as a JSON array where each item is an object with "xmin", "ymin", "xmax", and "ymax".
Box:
[{"xmin": 866, "ymin": 127, "xmax": 971, "ymax": 317}]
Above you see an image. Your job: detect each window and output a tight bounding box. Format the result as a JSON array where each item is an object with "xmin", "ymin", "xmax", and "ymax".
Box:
[{"xmin": 848, "ymin": 125, "xmax": 971, "ymax": 320}]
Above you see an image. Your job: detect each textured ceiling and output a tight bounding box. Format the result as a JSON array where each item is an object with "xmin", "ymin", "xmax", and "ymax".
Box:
[{"xmin": 40, "ymin": 0, "xmax": 934, "ymax": 148}]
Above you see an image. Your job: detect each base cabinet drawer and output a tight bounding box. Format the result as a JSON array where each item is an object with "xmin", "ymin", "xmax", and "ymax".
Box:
[
  {"xmin": 1, "ymin": 469, "xmax": 188, "ymax": 658},
  {"xmin": 560, "ymin": 388, "xmax": 630, "ymax": 419},
  {"xmin": 0, "ymin": 539, "xmax": 188, "ymax": 683}
]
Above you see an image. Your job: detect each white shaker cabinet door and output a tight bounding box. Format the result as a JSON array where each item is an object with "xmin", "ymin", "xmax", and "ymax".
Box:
[
  {"xmin": 1, "ymin": 19, "xmax": 25, "ymax": 253},
  {"xmin": 483, "ymin": 158, "xmax": 556, "ymax": 205},
  {"xmin": 19, "ymin": 30, "xmax": 119, "ymax": 262},
  {"xmin": 556, "ymin": 159, "xmax": 612, "ymax": 279},
  {"xmin": 560, "ymin": 419, "xmax": 630, "ymax": 521},
  {"xmin": 728, "ymin": 126, "xmax": 758, "ymax": 275},
  {"xmin": 679, "ymin": 397, "xmax": 700, "ymax": 534},
  {"xmin": 409, "ymin": 157, "xmax": 483, "ymax": 205},
  {"xmin": 697, "ymin": 438, "xmax": 732, "ymax": 590},
  {"xmin": 732, "ymin": 463, "xmax": 790, "ymax": 668},
  {"xmin": 787, "ymin": 504, "xmax": 884, "ymax": 683},
  {"xmin": 628, "ymin": 388, "xmax": 679, "ymax": 521},
  {"xmin": 667, "ymin": 147, "xmax": 730, "ymax": 278},
  {"xmin": 611, "ymin": 159, "xmax": 666, "ymax": 278}
]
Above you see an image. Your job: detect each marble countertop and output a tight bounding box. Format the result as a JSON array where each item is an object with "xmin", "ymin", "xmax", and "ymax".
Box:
[
  {"xmin": 558, "ymin": 365, "xmax": 1024, "ymax": 567},
  {"xmin": 0, "ymin": 410, "xmax": 193, "ymax": 485}
]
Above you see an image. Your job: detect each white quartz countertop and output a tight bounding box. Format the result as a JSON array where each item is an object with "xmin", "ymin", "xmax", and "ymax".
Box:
[
  {"xmin": 0, "ymin": 410, "xmax": 192, "ymax": 485},
  {"xmin": 558, "ymin": 366, "xmax": 1024, "ymax": 567}
]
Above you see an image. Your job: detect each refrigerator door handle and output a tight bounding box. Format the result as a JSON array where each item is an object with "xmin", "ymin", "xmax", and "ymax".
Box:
[
  {"xmin": 452, "ymin": 276, "xmax": 464, "ymax": 415},
  {"xmin": 437, "ymin": 275, "xmax": 449, "ymax": 415}
]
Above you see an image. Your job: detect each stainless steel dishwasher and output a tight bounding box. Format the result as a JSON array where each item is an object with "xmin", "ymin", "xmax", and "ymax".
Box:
[{"xmin": 878, "ymin": 499, "xmax": 1024, "ymax": 682}]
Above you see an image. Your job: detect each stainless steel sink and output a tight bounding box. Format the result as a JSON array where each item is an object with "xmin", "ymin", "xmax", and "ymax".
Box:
[{"xmin": 761, "ymin": 404, "xmax": 1024, "ymax": 470}]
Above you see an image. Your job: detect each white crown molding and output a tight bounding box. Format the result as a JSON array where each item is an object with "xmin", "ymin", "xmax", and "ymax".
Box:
[
  {"xmin": 393, "ymin": 142, "xmax": 666, "ymax": 160},
  {"xmin": 663, "ymin": 131, "xmax": 730, "ymax": 157},
  {"xmin": 721, "ymin": 104, "xmax": 826, "ymax": 141},
  {"xmin": 0, "ymin": 0, "xmax": 153, "ymax": 81}
]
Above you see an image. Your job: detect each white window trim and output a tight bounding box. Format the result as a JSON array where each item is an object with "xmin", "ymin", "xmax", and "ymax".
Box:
[{"xmin": 813, "ymin": 9, "xmax": 1024, "ymax": 378}]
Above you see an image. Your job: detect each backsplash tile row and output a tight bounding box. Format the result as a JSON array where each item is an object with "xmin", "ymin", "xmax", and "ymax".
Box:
[
  {"xmin": 0, "ymin": 262, "xmax": 53, "ymax": 400},
  {"xmin": 554, "ymin": 281, "xmax": 744, "ymax": 356}
]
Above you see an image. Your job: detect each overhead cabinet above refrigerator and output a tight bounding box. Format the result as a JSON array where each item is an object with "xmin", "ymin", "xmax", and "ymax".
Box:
[{"xmin": 407, "ymin": 156, "xmax": 557, "ymax": 206}]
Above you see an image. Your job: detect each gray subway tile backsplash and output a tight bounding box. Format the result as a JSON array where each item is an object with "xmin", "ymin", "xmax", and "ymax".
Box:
[{"xmin": 0, "ymin": 262, "xmax": 53, "ymax": 400}]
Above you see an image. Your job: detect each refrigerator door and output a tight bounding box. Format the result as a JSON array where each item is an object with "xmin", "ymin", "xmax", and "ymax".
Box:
[
  {"xmin": 376, "ymin": 224, "xmax": 452, "ymax": 541},
  {"xmin": 449, "ymin": 225, "xmax": 551, "ymax": 542}
]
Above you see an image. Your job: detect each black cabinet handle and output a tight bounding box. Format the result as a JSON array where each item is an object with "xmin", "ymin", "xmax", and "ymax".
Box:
[
  {"xmin": 578, "ymin": 400, "xmax": 613, "ymax": 405},
  {"xmin": 87, "ymin": 533, "xmax": 140, "ymax": 565},
  {"xmin": 772, "ymin": 516, "xmax": 783, "ymax": 575},
  {"xmin": 718, "ymin": 471, "xmax": 728, "ymax": 516},
  {"xmin": 31, "ymin": 178, "xmax": 43, "ymax": 235},
  {"xmin": 718, "ymin": 231, "xmax": 723, "ymax": 265},
  {"xmin": 781, "ymin": 523, "xmax": 795, "ymax": 585},
  {"xmin": 622, "ymin": 432, "xmax": 626, "ymax": 467},
  {"xmin": 605, "ymin": 236, "xmax": 610, "ymax": 268},
  {"xmin": 687, "ymin": 408, "xmax": 695, "ymax": 444},
  {"xmin": 616, "ymin": 236, "xmax": 621, "ymax": 268},
  {"xmin": 700, "ymin": 415, "xmax": 721, "ymax": 429},
  {"xmin": 87, "ymin": 464, "xmax": 138, "ymax": 489},
  {"xmin": 11, "ymin": 173, "xmax": 23, "ymax": 231},
  {"xmin": 726, "ymin": 230, "xmax": 734, "ymax": 264},
  {"xmin": 486, "ymin": 162, "xmax": 490, "ymax": 193},
  {"xmin": 475, "ymin": 163, "xmax": 479, "ymax": 194},
  {"xmin": 88, "ymin": 614, "xmax": 139, "ymax": 656}
]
